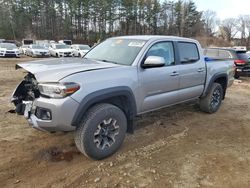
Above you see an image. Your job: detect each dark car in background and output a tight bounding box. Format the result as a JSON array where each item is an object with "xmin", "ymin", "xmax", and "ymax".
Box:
[{"xmin": 204, "ymin": 48, "xmax": 250, "ymax": 78}]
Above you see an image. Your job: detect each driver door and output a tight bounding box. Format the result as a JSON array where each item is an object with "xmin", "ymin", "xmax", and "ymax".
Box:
[{"xmin": 139, "ymin": 41, "xmax": 180, "ymax": 112}]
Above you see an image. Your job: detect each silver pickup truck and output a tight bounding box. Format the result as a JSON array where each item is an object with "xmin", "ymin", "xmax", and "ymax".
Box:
[{"xmin": 11, "ymin": 36, "xmax": 234, "ymax": 159}]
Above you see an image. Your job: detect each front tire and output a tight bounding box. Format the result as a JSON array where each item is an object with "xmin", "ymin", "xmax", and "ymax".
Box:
[
  {"xmin": 74, "ymin": 103, "xmax": 127, "ymax": 160},
  {"xmin": 200, "ymin": 83, "xmax": 223, "ymax": 113}
]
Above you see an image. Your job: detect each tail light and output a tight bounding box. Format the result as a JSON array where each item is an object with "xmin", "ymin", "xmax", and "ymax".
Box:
[{"xmin": 234, "ymin": 59, "xmax": 246, "ymax": 65}]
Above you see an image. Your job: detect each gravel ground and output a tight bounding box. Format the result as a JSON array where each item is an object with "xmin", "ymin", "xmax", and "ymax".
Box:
[{"xmin": 0, "ymin": 57, "xmax": 250, "ymax": 188}]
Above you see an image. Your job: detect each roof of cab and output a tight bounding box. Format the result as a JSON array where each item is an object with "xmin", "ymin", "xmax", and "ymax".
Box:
[{"xmin": 110, "ymin": 35, "xmax": 197, "ymax": 42}]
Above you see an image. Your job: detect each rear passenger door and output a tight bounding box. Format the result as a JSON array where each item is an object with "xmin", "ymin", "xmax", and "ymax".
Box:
[{"xmin": 177, "ymin": 42, "xmax": 206, "ymax": 101}]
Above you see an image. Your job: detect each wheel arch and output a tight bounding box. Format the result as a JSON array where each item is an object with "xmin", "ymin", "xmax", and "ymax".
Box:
[
  {"xmin": 71, "ymin": 86, "xmax": 137, "ymax": 133},
  {"xmin": 202, "ymin": 73, "xmax": 228, "ymax": 99}
]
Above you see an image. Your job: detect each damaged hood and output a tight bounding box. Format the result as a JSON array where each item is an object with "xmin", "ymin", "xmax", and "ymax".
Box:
[{"xmin": 16, "ymin": 58, "xmax": 121, "ymax": 82}]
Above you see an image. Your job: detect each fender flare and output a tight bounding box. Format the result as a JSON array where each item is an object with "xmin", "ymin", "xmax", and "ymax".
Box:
[
  {"xmin": 201, "ymin": 73, "xmax": 228, "ymax": 98},
  {"xmin": 71, "ymin": 86, "xmax": 137, "ymax": 132}
]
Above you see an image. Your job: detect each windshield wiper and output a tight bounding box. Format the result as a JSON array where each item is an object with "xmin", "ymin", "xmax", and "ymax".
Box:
[
  {"xmin": 83, "ymin": 57, "xmax": 119, "ymax": 65},
  {"xmin": 93, "ymin": 58, "xmax": 118, "ymax": 64}
]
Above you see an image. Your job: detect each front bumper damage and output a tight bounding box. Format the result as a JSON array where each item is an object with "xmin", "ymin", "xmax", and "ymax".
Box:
[
  {"xmin": 11, "ymin": 73, "xmax": 79, "ymax": 132},
  {"xmin": 16, "ymin": 97, "xmax": 79, "ymax": 132}
]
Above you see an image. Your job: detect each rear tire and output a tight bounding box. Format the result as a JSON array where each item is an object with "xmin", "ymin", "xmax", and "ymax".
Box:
[
  {"xmin": 200, "ymin": 83, "xmax": 223, "ymax": 113},
  {"xmin": 234, "ymin": 74, "xmax": 240, "ymax": 79},
  {"xmin": 74, "ymin": 103, "xmax": 127, "ymax": 160}
]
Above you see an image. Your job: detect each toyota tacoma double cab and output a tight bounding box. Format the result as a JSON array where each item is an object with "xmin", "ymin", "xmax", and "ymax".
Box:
[{"xmin": 11, "ymin": 36, "xmax": 234, "ymax": 160}]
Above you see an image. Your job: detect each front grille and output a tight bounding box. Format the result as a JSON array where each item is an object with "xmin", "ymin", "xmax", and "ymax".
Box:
[
  {"xmin": 6, "ymin": 51, "xmax": 15, "ymax": 54},
  {"xmin": 5, "ymin": 54, "xmax": 17, "ymax": 57}
]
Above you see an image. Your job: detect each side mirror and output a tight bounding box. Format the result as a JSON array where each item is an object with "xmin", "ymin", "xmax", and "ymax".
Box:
[{"xmin": 142, "ymin": 56, "xmax": 165, "ymax": 68}]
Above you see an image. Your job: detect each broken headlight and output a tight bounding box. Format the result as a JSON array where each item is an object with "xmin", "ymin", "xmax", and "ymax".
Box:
[{"xmin": 38, "ymin": 82, "xmax": 80, "ymax": 98}]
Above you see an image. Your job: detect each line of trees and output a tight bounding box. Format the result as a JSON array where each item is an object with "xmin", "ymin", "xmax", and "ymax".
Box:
[
  {"xmin": 1, "ymin": 0, "xmax": 250, "ymax": 47},
  {"xmin": 0, "ymin": 0, "xmax": 205, "ymax": 43}
]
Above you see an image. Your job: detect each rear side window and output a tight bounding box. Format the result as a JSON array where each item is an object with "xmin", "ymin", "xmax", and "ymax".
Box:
[
  {"xmin": 236, "ymin": 52, "xmax": 249, "ymax": 61},
  {"xmin": 219, "ymin": 50, "xmax": 233, "ymax": 59},
  {"xmin": 204, "ymin": 49, "xmax": 218, "ymax": 57},
  {"xmin": 178, "ymin": 42, "xmax": 199, "ymax": 63}
]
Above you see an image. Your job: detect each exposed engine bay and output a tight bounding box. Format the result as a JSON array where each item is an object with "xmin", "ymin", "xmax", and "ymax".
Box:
[{"xmin": 11, "ymin": 73, "xmax": 40, "ymax": 115}]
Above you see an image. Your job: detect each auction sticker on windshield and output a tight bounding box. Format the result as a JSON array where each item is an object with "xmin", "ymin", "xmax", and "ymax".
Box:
[{"xmin": 128, "ymin": 41, "xmax": 145, "ymax": 47}]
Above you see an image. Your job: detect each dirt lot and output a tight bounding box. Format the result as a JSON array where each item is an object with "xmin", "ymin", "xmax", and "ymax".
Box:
[{"xmin": 0, "ymin": 57, "xmax": 250, "ymax": 188}]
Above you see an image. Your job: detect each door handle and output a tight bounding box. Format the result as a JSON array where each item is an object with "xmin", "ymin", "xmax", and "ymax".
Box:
[
  {"xmin": 170, "ymin": 71, "xmax": 179, "ymax": 76},
  {"xmin": 197, "ymin": 68, "xmax": 205, "ymax": 72}
]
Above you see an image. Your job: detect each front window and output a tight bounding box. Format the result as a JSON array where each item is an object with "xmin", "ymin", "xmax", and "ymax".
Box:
[
  {"xmin": 146, "ymin": 41, "xmax": 175, "ymax": 66},
  {"xmin": 85, "ymin": 38, "xmax": 146, "ymax": 65}
]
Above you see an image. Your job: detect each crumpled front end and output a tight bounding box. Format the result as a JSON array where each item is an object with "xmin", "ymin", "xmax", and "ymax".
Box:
[{"xmin": 11, "ymin": 73, "xmax": 79, "ymax": 132}]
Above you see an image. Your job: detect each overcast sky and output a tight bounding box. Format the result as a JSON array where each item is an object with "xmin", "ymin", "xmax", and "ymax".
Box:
[{"xmin": 192, "ymin": 0, "xmax": 250, "ymax": 20}]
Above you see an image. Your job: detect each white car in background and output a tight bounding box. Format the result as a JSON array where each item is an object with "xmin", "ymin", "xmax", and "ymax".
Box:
[
  {"xmin": 71, "ymin": 44, "xmax": 91, "ymax": 57},
  {"xmin": 49, "ymin": 43, "xmax": 74, "ymax": 57},
  {"xmin": 26, "ymin": 44, "xmax": 50, "ymax": 57},
  {"xmin": 0, "ymin": 43, "xmax": 20, "ymax": 57},
  {"xmin": 20, "ymin": 45, "xmax": 30, "ymax": 55}
]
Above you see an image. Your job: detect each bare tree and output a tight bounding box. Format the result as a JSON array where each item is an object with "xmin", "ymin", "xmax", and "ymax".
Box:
[
  {"xmin": 202, "ymin": 10, "xmax": 218, "ymax": 36},
  {"xmin": 238, "ymin": 15, "xmax": 247, "ymax": 44},
  {"xmin": 243, "ymin": 15, "xmax": 250, "ymax": 48},
  {"xmin": 219, "ymin": 18, "xmax": 238, "ymax": 42}
]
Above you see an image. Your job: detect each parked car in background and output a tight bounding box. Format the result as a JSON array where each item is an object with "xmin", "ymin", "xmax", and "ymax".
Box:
[
  {"xmin": 35, "ymin": 40, "xmax": 50, "ymax": 49},
  {"xmin": 42, "ymin": 43, "xmax": 50, "ymax": 49},
  {"xmin": 50, "ymin": 40, "xmax": 56, "ymax": 44},
  {"xmin": 26, "ymin": 44, "xmax": 50, "ymax": 57},
  {"xmin": 0, "ymin": 43, "xmax": 20, "ymax": 57},
  {"xmin": 204, "ymin": 47, "xmax": 250, "ymax": 78},
  {"xmin": 12, "ymin": 35, "xmax": 234, "ymax": 159},
  {"xmin": 49, "ymin": 43, "xmax": 74, "ymax": 57},
  {"xmin": 20, "ymin": 45, "xmax": 29, "ymax": 55},
  {"xmin": 58, "ymin": 39, "xmax": 72, "ymax": 45},
  {"xmin": 71, "ymin": 44, "xmax": 91, "ymax": 57},
  {"xmin": 22, "ymin": 39, "xmax": 34, "ymax": 45}
]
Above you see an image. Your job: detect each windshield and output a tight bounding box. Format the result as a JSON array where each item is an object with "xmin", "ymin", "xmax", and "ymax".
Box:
[
  {"xmin": 55, "ymin": 44, "xmax": 70, "ymax": 49},
  {"xmin": 31, "ymin": 45, "xmax": 45, "ymax": 49},
  {"xmin": 0, "ymin": 43, "xmax": 17, "ymax": 49},
  {"xmin": 85, "ymin": 38, "xmax": 146, "ymax": 65},
  {"xmin": 43, "ymin": 44, "xmax": 49, "ymax": 48},
  {"xmin": 79, "ymin": 45, "xmax": 90, "ymax": 50}
]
